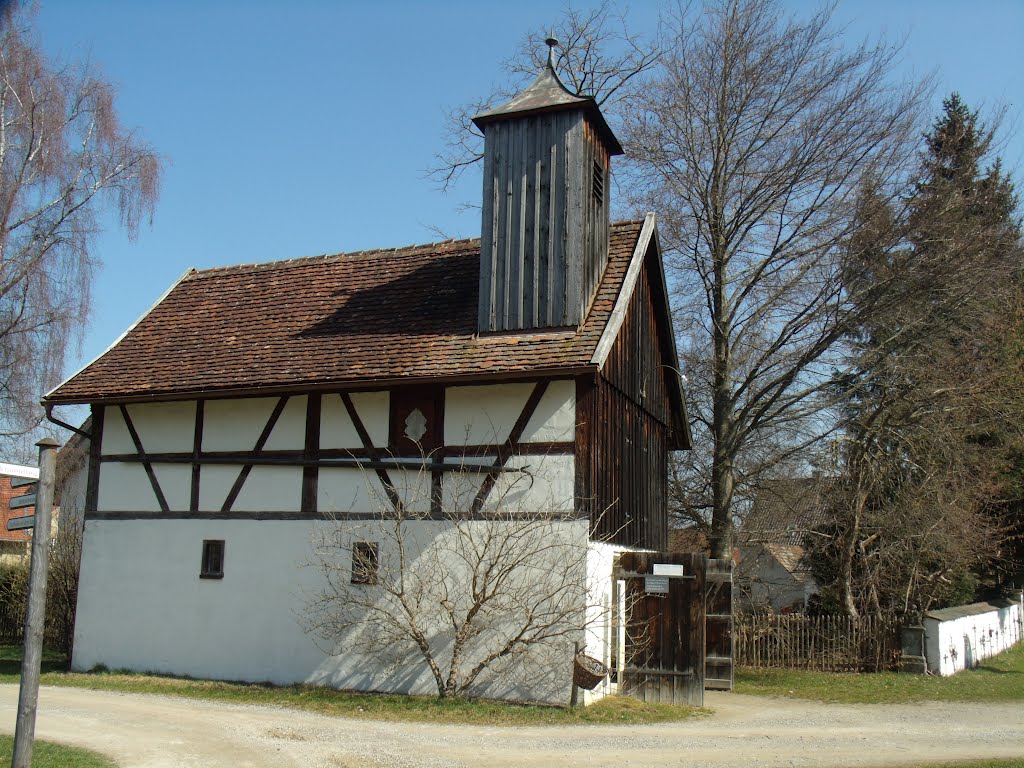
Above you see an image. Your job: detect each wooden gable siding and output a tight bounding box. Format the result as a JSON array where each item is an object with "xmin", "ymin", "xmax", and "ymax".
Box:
[
  {"xmin": 601, "ymin": 257, "xmax": 671, "ymax": 426},
  {"xmin": 579, "ymin": 259, "xmax": 672, "ymax": 551}
]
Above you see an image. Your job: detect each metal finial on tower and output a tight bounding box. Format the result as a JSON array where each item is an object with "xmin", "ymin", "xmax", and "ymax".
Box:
[{"xmin": 545, "ymin": 36, "xmax": 559, "ymax": 70}]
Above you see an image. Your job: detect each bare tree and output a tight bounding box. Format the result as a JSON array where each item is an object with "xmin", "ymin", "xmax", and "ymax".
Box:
[
  {"xmin": 623, "ymin": 0, "xmax": 931, "ymax": 557},
  {"xmin": 0, "ymin": 5, "xmax": 160, "ymax": 453},
  {"xmin": 430, "ymin": 1, "xmax": 660, "ymax": 193},
  {"xmin": 301, "ymin": 458, "xmax": 599, "ymax": 701}
]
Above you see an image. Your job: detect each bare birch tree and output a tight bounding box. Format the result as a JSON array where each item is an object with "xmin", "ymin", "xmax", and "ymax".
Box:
[
  {"xmin": 0, "ymin": 5, "xmax": 160, "ymax": 452},
  {"xmin": 623, "ymin": 0, "xmax": 931, "ymax": 557}
]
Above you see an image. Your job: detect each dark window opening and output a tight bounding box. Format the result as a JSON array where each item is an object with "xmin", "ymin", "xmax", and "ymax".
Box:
[
  {"xmin": 200, "ymin": 539, "xmax": 225, "ymax": 579},
  {"xmin": 592, "ymin": 160, "xmax": 605, "ymax": 205},
  {"xmin": 351, "ymin": 542, "xmax": 379, "ymax": 585}
]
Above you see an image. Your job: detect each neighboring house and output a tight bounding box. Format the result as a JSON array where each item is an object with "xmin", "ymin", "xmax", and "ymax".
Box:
[
  {"xmin": 0, "ymin": 462, "xmax": 38, "ymax": 565},
  {"xmin": 0, "ymin": 433, "xmax": 89, "ymax": 568},
  {"xmin": 42, "ymin": 51, "xmax": 690, "ymax": 703},
  {"xmin": 737, "ymin": 477, "xmax": 831, "ymax": 612}
]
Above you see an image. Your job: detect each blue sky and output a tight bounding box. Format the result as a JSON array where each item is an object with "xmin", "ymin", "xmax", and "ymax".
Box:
[{"xmin": 32, "ymin": 0, "xmax": 1024, "ymax": 387}]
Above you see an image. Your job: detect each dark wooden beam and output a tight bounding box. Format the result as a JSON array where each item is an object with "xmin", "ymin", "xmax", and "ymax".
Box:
[
  {"xmin": 221, "ymin": 396, "xmax": 289, "ymax": 513},
  {"xmin": 340, "ymin": 392, "xmax": 401, "ymax": 511},
  {"xmin": 471, "ymin": 380, "xmax": 550, "ymax": 514},
  {"xmin": 190, "ymin": 400, "xmax": 204, "ymax": 512},
  {"xmin": 46, "ymin": 370, "xmax": 590, "ymax": 407},
  {"xmin": 84, "ymin": 405, "xmax": 104, "ymax": 514},
  {"xmin": 98, "ymin": 453, "xmax": 527, "ymax": 474},
  {"xmin": 119, "ymin": 404, "xmax": 169, "ymax": 513},
  {"xmin": 302, "ymin": 393, "xmax": 321, "ymax": 514}
]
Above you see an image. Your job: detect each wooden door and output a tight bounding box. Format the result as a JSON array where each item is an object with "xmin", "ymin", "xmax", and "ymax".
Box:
[
  {"xmin": 704, "ymin": 558, "xmax": 734, "ymax": 690},
  {"xmin": 616, "ymin": 551, "xmax": 706, "ymax": 706}
]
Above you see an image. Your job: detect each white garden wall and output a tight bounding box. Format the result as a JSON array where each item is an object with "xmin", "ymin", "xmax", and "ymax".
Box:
[{"xmin": 924, "ymin": 595, "xmax": 1024, "ymax": 676}]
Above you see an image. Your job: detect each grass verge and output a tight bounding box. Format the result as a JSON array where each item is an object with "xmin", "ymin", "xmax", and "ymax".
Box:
[
  {"xmin": 909, "ymin": 761, "xmax": 1024, "ymax": 768},
  {"xmin": 735, "ymin": 641, "xmax": 1024, "ymax": 704},
  {"xmin": 0, "ymin": 734, "xmax": 116, "ymax": 768},
  {"xmin": 0, "ymin": 646, "xmax": 702, "ymax": 726}
]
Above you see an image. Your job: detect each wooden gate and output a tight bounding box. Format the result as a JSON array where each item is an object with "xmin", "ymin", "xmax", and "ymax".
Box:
[
  {"xmin": 615, "ymin": 551, "xmax": 706, "ymax": 706},
  {"xmin": 704, "ymin": 558, "xmax": 734, "ymax": 690}
]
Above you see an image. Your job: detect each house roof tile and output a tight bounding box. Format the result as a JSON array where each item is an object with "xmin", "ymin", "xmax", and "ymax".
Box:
[
  {"xmin": 46, "ymin": 220, "xmax": 646, "ymax": 403},
  {"xmin": 741, "ymin": 477, "xmax": 833, "ymax": 547}
]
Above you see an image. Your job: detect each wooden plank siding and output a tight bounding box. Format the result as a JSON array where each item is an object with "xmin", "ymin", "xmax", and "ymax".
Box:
[
  {"xmin": 580, "ymin": 258, "xmax": 674, "ymax": 551},
  {"xmin": 478, "ymin": 112, "xmax": 610, "ymax": 332},
  {"xmin": 618, "ymin": 551, "xmax": 706, "ymax": 706}
]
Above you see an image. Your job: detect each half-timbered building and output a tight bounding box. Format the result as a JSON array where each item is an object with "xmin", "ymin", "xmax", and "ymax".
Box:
[{"xmin": 43, "ymin": 44, "xmax": 689, "ymax": 704}]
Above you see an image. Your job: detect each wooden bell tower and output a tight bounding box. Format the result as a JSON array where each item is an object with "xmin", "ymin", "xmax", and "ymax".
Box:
[{"xmin": 473, "ymin": 39, "xmax": 623, "ymax": 333}]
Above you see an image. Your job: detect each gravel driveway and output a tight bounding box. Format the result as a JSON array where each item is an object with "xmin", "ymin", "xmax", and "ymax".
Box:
[{"xmin": 1, "ymin": 685, "xmax": 1021, "ymax": 767}]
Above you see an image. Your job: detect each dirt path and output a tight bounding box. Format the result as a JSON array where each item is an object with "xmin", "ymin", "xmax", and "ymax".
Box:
[{"xmin": 0, "ymin": 686, "xmax": 1021, "ymax": 767}]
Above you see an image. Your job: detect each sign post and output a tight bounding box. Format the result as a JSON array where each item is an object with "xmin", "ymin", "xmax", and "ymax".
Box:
[{"xmin": 11, "ymin": 437, "xmax": 60, "ymax": 768}]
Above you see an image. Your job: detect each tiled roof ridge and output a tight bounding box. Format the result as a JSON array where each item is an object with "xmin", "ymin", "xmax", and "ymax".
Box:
[
  {"xmin": 184, "ymin": 219, "xmax": 646, "ymax": 280},
  {"xmin": 186, "ymin": 238, "xmax": 481, "ymax": 279}
]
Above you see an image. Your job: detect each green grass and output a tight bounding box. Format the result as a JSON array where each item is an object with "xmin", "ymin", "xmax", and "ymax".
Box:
[
  {"xmin": 736, "ymin": 641, "xmax": 1024, "ymax": 704},
  {"xmin": 0, "ymin": 646, "xmax": 702, "ymax": 726},
  {"xmin": 0, "ymin": 734, "xmax": 116, "ymax": 768},
  {"xmin": 910, "ymin": 761, "xmax": 1024, "ymax": 768}
]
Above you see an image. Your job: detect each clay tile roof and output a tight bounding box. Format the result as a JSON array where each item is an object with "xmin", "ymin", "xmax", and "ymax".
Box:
[
  {"xmin": 46, "ymin": 220, "xmax": 646, "ymax": 403},
  {"xmin": 741, "ymin": 477, "xmax": 834, "ymax": 547}
]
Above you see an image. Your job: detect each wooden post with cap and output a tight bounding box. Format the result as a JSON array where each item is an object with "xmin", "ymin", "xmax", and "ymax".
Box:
[{"xmin": 11, "ymin": 437, "xmax": 60, "ymax": 768}]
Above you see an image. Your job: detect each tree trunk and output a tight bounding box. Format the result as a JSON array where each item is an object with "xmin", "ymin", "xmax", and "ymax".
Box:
[{"xmin": 839, "ymin": 488, "xmax": 866, "ymax": 619}]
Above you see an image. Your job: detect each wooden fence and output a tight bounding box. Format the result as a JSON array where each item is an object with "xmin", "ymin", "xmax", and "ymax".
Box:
[
  {"xmin": 0, "ymin": 603, "xmax": 23, "ymax": 645},
  {"xmin": 735, "ymin": 613, "xmax": 902, "ymax": 672},
  {"xmin": 0, "ymin": 603, "xmax": 67, "ymax": 651}
]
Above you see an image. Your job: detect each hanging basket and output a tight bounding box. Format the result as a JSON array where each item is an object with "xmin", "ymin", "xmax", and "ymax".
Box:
[{"xmin": 573, "ymin": 653, "xmax": 608, "ymax": 690}]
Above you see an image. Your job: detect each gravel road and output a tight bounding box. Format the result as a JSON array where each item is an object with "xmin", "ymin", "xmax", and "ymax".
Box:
[{"xmin": 0, "ymin": 685, "xmax": 1020, "ymax": 767}]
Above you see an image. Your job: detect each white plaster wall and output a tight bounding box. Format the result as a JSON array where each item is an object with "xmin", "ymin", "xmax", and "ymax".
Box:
[
  {"xmin": 736, "ymin": 547, "xmax": 807, "ymax": 612},
  {"xmin": 232, "ymin": 466, "xmax": 303, "ymax": 512},
  {"xmin": 318, "ymin": 468, "xmax": 389, "ymax": 514},
  {"xmin": 582, "ymin": 540, "xmax": 627, "ymax": 704},
  {"xmin": 924, "ymin": 599, "xmax": 1023, "ymax": 676},
  {"xmin": 98, "ymin": 462, "xmax": 158, "ymax": 512},
  {"xmin": 521, "ymin": 379, "xmax": 575, "ymax": 443},
  {"xmin": 444, "ymin": 380, "xmax": 574, "ymax": 446},
  {"xmin": 202, "ymin": 398, "xmax": 280, "ymax": 452},
  {"xmin": 445, "ymin": 383, "xmax": 532, "ymax": 445},
  {"xmin": 261, "ymin": 395, "xmax": 308, "ymax": 452},
  {"xmin": 487, "ymin": 454, "xmax": 575, "ymax": 515},
  {"xmin": 73, "ymin": 517, "xmax": 588, "ymax": 704},
  {"xmin": 102, "ymin": 402, "xmax": 196, "ymax": 455},
  {"xmin": 321, "ymin": 392, "xmax": 389, "ymax": 449}
]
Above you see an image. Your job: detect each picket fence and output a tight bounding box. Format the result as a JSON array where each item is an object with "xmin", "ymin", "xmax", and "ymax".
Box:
[{"xmin": 735, "ymin": 613, "xmax": 902, "ymax": 672}]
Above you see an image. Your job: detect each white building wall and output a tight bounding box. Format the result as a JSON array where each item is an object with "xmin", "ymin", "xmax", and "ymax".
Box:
[
  {"xmin": 582, "ymin": 540, "xmax": 627, "ymax": 703},
  {"xmin": 78, "ymin": 381, "xmax": 593, "ymax": 703},
  {"xmin": 73, "ymin": 517, "xmax": 588, "ymax": 703},
  {"xmin": 924, "ymin": 597, "xmax": 1024, "ymax": 676}
]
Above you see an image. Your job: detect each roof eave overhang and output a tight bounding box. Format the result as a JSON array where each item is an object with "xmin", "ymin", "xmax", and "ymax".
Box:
[
  {"xmin": 42, "ymin": 364, "xmax": 602, "ymax": 407},
  {"xmin": 473, "ymin": 102, "xmax": 624, "ymax": 157},
  {"xmin": 590, "ymin": 213, "xmax": 692, "ymax": 450}
]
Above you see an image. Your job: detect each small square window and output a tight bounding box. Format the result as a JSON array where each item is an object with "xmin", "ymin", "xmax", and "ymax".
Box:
[
  {"xmin": 200, "ymin": 539, "xmax": 225, "ymax": 579},
  {"xmin": 351, "ymin": 542, "xmax": 379, "ymax": 585}
]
